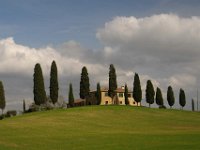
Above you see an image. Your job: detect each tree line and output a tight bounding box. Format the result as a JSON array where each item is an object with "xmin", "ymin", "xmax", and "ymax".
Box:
[
  {"xmin": 33, "ymin": 61, "xmax": 59, "ymax": 105},
  {"xmin": 145, "ymin": 80, "xmax": 186, "ymax": 109},
  {"xmin": 32, "ymin": 62, "xmax": 186, "ymax": 109},
  {"xmin": 0, "ymin": 61, "xmax": 189, "ymax": 115}
]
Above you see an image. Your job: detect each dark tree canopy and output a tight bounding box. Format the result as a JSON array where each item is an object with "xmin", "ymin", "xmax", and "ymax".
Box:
[
  {"xmin": 145, "ymin": 80, "xmax": 155, "ymax": 107},
  {"xmin": 156, "ymin": 87, "xmax": 164, "ymax": 106},
  {"xmin": 179, "ymin": 88, "xmax": 186, "ymax": 109},
  {"xmin": 96, "ymin": 82, "xmax": 101, "ymax": 105},
  {"xmin": 0, "ymin": 81, "xmax": 5, "ymax": 114},
  {"xmin": 80, "ymin": 66, "xmax": 90, "ymax": 99},
  {"xmin": 133, "ymin": 73, "xmax": 142, "ymax": 106},
  {"xmin": 23, "ymin": 99, "xmax": 26, "ymax": 113},
  {"xmin": 124, "ymin": 84, "xmax": 129, "ymax": 105},
  {"xmin": 192, "ymin": 99, "xmax": 195, "ymax": 111},
  {"xmin": 108, "ymin": 64, "xmax": 117, "ymax": 98},
  {"xmin": 50, "ymin": 60, "xmax": 59, "ymax": 104},
  {"xmin": 167, "ymin": 86, "xmax": 175, "ymax": 108},
  {"xmin": 68, "ymin": 83, "xmax": 74, "ymax": 107},
  {"xmin": 33, "ymin": 63, "xmax": 46, "ymax": 105}
]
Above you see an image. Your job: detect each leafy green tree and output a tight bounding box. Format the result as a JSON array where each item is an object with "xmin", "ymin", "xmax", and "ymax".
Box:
[
  {"xmin": 124, "ymin": 84, "xmax": 129, "ymax": 105},
  {"xmin": 68, "ymin": 83, "xmax": 74, "ymax": 107},
  {"xmin": 80, "ymin": 66, "xmax": 90, "ymax": 99},
  {"xmin": 156, "ymin": 87, "xmax": 164, "ymax": 106},
  {"xmin": 0, "ymin": 81, "xmax": 5, "ymax": 115},
  {"xmin": 33, "ymin": 63, "xmax": 46, "ymax": 105},
  {"xmin": 133, "ymin": 73, "xmax": 142, "ymax": 106},
  {"xmin": 50, "ymin": 60, "xmax": 59, "ymax": 104},
  {"xmin": 96, "ymin": 83, "xmax": 101, "ymax": 105},
  {"xmin": 167, "ymin": 86, "xmax": 175, "ymax": 108},
  {"xmin": 23, "ymin": 99, "xmax": 26, "ymax": 113},
  {"xmin": 108, "ymin": 64, "xmax": 117, "ymax": 98},
  {"xmin": 145, "ymin": 80, "xmax": 155, "ymax": 107},
  {"xmin": 179, "ymin": 88, "xmax": 186, "ymax": 109},
  {"xmin": 192, "ymin": 99, "xmax": 195, "ymax": 111}
]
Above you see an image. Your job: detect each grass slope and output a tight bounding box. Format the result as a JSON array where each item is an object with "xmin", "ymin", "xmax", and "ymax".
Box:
[{"xmin": 0, "ymin": 106, "xmax": 200, "ymax": 150}]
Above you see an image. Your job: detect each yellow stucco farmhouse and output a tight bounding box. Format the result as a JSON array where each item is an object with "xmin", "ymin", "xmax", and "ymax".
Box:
[
  {"xmin": 86, "ymin": 86, "xmax": 140, "ymax": 106},
  {"xmin": 99, "ymin": 86, "xmax": 140, "ymax": 106},
  {"xmin": 74, "ymin": 86, "xmax": 141, "ymax": 106}
]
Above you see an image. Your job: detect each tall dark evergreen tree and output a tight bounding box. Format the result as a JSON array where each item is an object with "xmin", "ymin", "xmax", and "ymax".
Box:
[
  {"xmin": 80, "ymin": 66, "xmax": 90, "ymax": 99},
  {"xmin": 33, "ymin": 63, "xmax": 46, "ymax": 105},
  {"xmin": 96, "ymin": 82, "xmax": 101, "ymax": 105},
  {"xmin": 68, "ymin": 83, "xmax": 74, "ymax": 107},
  {"xmin": 192, "ymin": 99, "xmax": 195, "ymax": 111},
  {"xmin": 156, "ymin": 87, "xmax": 164, "ymax": 106},
  {"xmin": 108, "ymin": 64, "xmax": 117, "ymax": 98},
  {"xmin": 145, "ymin": 80, "xmax": 155, "ymax": 107},
  {"xmin": 124, "ymin": 84, "xmax": 129, "ymax": 105},
  {"xmin": 0, "ymin": 81, "xmax": 5, "ymax": 115},
  {"xmin": 50, "ymin": 60, "xmax": 59, "ymax": 104},
  {"xmin": 23, "ymin": 99, "xmax": 26, "ymax": 113},
  {"xmin": 179, "ymin": 88, "xmax": 186, "ymax": 109},
  {"xmin": 167, "ymin": 86, "xmax": 175, "ymax": 108},
  {"xmin": 133, "ymin": 73, "xmax": 142, "ymax": 106}
]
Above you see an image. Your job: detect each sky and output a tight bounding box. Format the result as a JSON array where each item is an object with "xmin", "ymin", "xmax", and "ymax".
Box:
[{"xmin": 0, "ymin": 0, "xmax": 200, "ymax": 111}]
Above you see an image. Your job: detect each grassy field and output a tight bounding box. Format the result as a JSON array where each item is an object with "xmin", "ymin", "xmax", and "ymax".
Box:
[{"xmin": 0, "ymin": 106, "xmax": 200, "ymax": 150}]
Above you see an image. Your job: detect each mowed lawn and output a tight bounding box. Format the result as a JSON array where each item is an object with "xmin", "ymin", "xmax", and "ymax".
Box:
[{"xmin": 0, "ymin": 106, "xmax": 200, "ymax": 150}]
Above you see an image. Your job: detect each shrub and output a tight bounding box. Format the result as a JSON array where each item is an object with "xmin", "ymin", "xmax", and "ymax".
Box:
[
  {"xmin": 159, "ymin": 105, "xmax": 166, "ymax": 109},
  {"xmin": 6, "ymin": 110, "xmax": 17, "ymax": 117}
]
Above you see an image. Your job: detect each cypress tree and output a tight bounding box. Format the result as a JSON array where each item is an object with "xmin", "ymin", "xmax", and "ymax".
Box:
[
  {"xmin": 23, "ymin": 99, "xmax": 26, "ymax": 113},
  {"xmin": 80, "ymin": 66, "xmax": 90, "ymax": 99},
  {"xmin": 192, "ymin": 99, "xmax": 195, "ymax": 111},
  {"xmin": 108, "ymin": 64, "xmax": 117, "ymax": 98},
  {"xmin": 0, "ymin": 81, "xmax": 5, "ymax": 115},
  {"xmin": 145, "ymin": 80, "xmax": 155, "ymax": 107},
  {"xmin": 50, "ymin": 60, "xmax": 59, "ymax": 104},
  {"xmin": 133, "ymin": 73, "xmax": 142, "ymax": 106},
  {"xmin": 96, "ymin": 82, "xmax": 101, "ymax": 105},
  {"xmin": 179, "ymin": 88, "xmax": 186, "ymax": 109},
  {"xmin": 124, "ymin": 84, "xmax": 129, "ymax": 105},
  {"xmin": 167, "ymin": 86, "xmax": 175, "ymax": 108},
  {"xmin": 156, "ymin": 87, "xmax": 164, "ymax": 106},
  {"xmin": 33, "ymin": 63, "xmax": 46, "ymax": 105},
  {"xmin": 68, "ymin": 83, "xmax": 74, "ymax": 107}
]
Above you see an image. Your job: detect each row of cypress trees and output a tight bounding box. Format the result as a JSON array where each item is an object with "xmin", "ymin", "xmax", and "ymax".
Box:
[
  {"xmin": 33, "ymin": 61, "xmax": 59, "ymax": 105},
  {"xmin": 33, "ymin": 63, "xmax": 91, "ymax": 108},
  {"xmin": 146, "ymin": 81, "xmax": 186, "ymax": 109},
  {"xmin": 33, "ymin": 61, "xmax": 186, "ymax": 109},
  {"xmin": 108, "ymin": 64, "xmax": 186, "ymax": 109},
  {"xmin": 146, "ymin": 80, "xmax": 186, "ymax": 109}
]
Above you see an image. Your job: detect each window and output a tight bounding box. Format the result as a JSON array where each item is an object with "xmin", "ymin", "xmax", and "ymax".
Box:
[
  {"xmin": 128, "ymin": 94, "xmax": 131, "ymax": 97},
  {"xmin": 105, "ymin": 92, "xmax": 108, "ymax": 96},
  {"xmin": 133, "ymin": 102, "xmax": 135, "ymax": 104},
  {"xmin": 119, "ymin": 93, "xmax": 123, "ymax": 97},
  {"xmin": 105, "ymin": 101, "xmax": 108, "ymax": 105}
]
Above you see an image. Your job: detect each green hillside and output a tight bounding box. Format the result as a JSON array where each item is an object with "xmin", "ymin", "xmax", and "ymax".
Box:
[{"xmin": 0, "ymin": 106, "xmax": 200, "ymax": 150}]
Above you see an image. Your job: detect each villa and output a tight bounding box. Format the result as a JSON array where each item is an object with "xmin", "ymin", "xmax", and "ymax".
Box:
[{"xmin": 88, "ymin": 86, "xmax": 140, "ymax": 106}]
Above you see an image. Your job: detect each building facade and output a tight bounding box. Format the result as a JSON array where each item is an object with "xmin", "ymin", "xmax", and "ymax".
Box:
[{"xmin": 99, "ymin": 86, "xmax": 140, "ymax": 106}]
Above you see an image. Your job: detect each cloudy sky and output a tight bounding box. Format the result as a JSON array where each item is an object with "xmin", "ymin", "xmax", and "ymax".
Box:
[{"xmin": 1, "ymin": 0, "xmax": 200, "ymax": 111}]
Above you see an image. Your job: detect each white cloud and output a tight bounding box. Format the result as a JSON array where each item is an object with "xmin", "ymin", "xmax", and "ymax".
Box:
[
  {"xmin": 96, "ymin": 14, "xmax": 200, "ymax": 83},
  {"xmin": 169, "ymin": 74, "xmax": 196, "ymax": 89},
  {"xmin": 96, "ymin": 14, "xmax": 200, "ymax": 108},
  {"xmin": 97, "ymin": 14, "xmax": 200, "ymax": 47},
  {"xmin": 0, "ymin": 37, "xmax": 60, "ymax": 75},
  {"xmin": 0, "ymin": 37, "xmax": 104, "ymax": 77}
]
